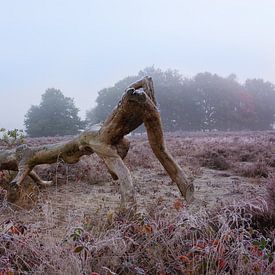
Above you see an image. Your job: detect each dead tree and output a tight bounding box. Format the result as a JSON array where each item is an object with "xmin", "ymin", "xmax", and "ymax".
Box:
[{"xmin": 0, "ymin": 77, "xmax": 194, "ymax": 209}]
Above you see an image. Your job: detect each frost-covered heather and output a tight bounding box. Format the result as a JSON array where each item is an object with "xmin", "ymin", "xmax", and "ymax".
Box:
[
  {"xmin": 0, "ymin": 198, "xmax": 274, "ymax": 274},
  {"xmin": 0, "ymin": 131, "xmax": 274, "ymax": 274}
]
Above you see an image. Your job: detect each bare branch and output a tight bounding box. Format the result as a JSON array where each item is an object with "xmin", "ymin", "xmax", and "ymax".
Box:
[{"xmin": 0, "ymin": 76, "xmax": 194, "ymax": 209}]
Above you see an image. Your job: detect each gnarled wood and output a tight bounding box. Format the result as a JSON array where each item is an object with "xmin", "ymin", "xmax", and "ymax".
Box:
[{"xmin": 0, "ymin": 76, "xmax": 194, "ymax": 209}]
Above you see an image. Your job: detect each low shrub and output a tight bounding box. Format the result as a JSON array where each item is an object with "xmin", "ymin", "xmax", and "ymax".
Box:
[
  {"xmin": 197, "ymin": 149, "xmax": 231, "ymax": 170},
  {"xmin": 236, "ymin": 161, "xmax": 269, "ymax": 178}
]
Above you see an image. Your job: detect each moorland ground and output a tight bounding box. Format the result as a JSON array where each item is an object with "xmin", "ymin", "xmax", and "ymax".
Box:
[{"xmin": 0, "ymin": 131, "xmax": 274, "ymax": 274}]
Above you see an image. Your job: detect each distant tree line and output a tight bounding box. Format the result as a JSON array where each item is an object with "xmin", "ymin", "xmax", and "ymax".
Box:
[
  {"xmin": 24, "ymin": 67, "xmax": 275, "ymax": 137},
  {"xmin": 87, "ymin": 67, "xmax": 275, "ymax": 132}
]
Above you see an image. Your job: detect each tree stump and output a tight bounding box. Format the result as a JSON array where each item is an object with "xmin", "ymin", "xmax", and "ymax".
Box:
[{"xmin": 0, "ymin": 171, "xmax": 39, "ymax": 209}]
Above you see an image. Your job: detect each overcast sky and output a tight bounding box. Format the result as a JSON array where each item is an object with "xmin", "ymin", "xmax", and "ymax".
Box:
[{"xmin": 0, "ymin": 0, "xmax": 274, "ymax": 129}]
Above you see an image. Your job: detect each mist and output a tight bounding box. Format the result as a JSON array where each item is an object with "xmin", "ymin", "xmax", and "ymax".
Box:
[{"xmin": 1, "ymin": 0, "xmax": 275, "ymax": 130}]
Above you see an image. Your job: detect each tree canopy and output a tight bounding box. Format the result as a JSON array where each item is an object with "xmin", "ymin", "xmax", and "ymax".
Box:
[
  {"xmin": 25, "ymin": 89, "xmax": 83, "ymax": 137},
  {"xmin": 86, "ymin": 67, "xmax": 275, "ymax": 131}
]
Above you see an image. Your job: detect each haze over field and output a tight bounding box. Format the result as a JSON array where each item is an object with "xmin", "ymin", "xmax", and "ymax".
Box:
[{"xmin": 1, "ymin": 0, "xmax": 275, "ymax": 129}]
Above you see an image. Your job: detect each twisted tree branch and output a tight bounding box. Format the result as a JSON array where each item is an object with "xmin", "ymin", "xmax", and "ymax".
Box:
[{"xmin": 0, "ymin": 76, "xmax": 194, "ymax": 209}]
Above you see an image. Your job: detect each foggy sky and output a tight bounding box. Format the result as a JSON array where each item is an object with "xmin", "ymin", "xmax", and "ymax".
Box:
[{"xmin": 1, "ymin": 0, "xmax": 274, "ymax": 130}]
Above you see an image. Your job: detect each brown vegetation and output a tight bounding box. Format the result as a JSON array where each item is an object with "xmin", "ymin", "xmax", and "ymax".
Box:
[{"xmin": 0, "ymin": 130, "xmax": 274, "ymax": 274}]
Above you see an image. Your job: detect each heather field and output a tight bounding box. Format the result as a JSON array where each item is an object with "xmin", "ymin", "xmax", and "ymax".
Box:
[{"xmin": 0, "ymin": 131, "xmax": 275, "ymax": 274}]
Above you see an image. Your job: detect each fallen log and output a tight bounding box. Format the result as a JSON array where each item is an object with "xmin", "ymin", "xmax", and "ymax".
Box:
[{"xmin": 0, "ymin": 77, "xmax": 194, "ymax": 209}]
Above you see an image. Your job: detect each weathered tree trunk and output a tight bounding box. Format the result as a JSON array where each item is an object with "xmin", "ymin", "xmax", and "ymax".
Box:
[{"xmin": 0, "ymin": 77, "xmax": 194, "ymax": 209}]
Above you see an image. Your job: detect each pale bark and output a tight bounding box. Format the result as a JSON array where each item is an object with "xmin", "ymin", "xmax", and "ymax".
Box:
[{"xmin": 0, "ymin": 76, "xmax": 194, "ymax": 209}]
